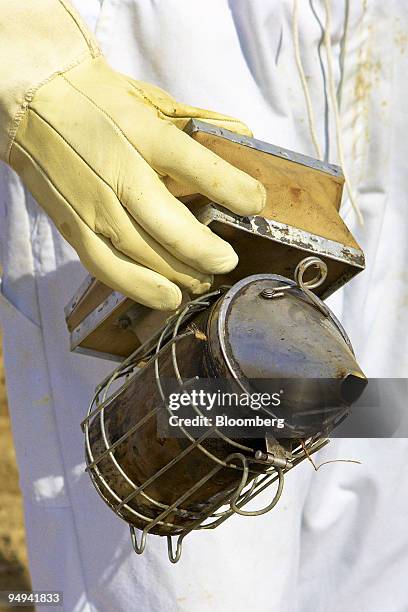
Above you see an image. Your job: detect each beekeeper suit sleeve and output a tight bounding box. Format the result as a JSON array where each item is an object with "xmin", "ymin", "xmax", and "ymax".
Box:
[{"xmin": 0, "ymin": 0, "xmax": 266, "ymax": 310}]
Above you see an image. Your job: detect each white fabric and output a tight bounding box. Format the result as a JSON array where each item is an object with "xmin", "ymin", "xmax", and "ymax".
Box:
[{"xmin": 1, "ymin": 1, "xmax": 407, "ymax": 610}]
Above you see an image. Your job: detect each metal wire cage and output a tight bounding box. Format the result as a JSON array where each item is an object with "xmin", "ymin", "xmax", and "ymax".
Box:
[{"xmin": 80, "ymin": 261, "xmax": 339, "ymax": 563}]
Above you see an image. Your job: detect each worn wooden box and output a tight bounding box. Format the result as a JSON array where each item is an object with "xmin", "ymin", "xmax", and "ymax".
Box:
[{"xmin": 65, "ymin": 120, "xmax": 364, "ymax": 361}]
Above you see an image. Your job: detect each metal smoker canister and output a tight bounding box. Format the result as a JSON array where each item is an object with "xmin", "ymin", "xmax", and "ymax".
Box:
[{"xmin": 83, "ymin": 273, "xmax": 366, "ymax": 548}]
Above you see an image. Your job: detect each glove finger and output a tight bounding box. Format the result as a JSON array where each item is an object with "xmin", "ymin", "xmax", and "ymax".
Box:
[
  {"xmin": 126, "ymin": 77, "xmax": 258, "ymax": 200},
  {"xmin": 150, "ymin": 121, "xmax": 266, "ymax": 216},
  {"xmin": 127, "ymin": 78, "xmax": 253, "ymax": 136},
  {"xmin": 120, "ymin": 170, "xmax": 239, "ymax": 275},
  {"xmin": 73, "ymin": 228, "xmax": 183, "ymax": 311},
  {"xmin": 102, "ymin": 207, "xmax": 213, "ymax": 296},
  {"xmin": 109, "ymin": 152, "xmax": 239, "ymax": 274}
]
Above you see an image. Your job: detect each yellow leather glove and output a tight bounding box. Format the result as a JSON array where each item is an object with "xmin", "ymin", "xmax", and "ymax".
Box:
[{"xmin": 0, "ymin": 1, "xmax": 266, "ymax": 310}]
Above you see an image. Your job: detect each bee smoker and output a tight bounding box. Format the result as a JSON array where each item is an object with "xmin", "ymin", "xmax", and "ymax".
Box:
[{"xmin": 66, "ymin": 122, "xmax": 367, "ymax": 562}]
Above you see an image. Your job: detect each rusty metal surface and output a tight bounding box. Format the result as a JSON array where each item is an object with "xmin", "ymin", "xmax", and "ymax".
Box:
[{"xmin": 197, "ymin": 204, "xmax": 364, "ymax": 300}]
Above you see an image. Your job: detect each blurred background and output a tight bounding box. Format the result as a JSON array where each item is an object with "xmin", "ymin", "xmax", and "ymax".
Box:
[{"xmin": 0, "ymin": 329, "xmax": 33, "ymax": 611}]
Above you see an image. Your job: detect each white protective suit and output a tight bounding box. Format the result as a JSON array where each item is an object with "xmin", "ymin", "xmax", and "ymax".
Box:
[{"xmin": 0, "ymin": 1, "xmax": 407, "ymax": 611}]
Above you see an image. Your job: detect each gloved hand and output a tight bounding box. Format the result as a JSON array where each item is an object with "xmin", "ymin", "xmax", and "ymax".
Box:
[{"xmin": 0, "ymin": 0, "xmax": 266, "ymax": 310}]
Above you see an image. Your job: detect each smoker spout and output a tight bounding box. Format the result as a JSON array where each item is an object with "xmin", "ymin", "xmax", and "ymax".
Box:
[{"xmin": 340, "ymin": 372, "xmax": 368, "ymax": 405}]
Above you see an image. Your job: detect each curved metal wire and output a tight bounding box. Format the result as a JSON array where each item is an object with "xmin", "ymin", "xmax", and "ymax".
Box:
[
  {"xmin": 167, "ymin": 535, "xmax": 183, "ymax": 564},
  {"xmin": 228, "ymin": 454, "xmax": 284, "ymax": 517},
  {"xmin": 130, "ymin": 526, "xmax": 147, "ymax": 555}
]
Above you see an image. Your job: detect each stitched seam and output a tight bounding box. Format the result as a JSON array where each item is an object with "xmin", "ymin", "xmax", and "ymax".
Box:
[
  {"xmin": 6, "ymin": 51, "xmax": 94, "ymax": 163},
  {"xmin": 11, "ymin": 141, "xmax": 101, "ymax": 244},
  {"xmin": 61, "ymin": 74, "xmax": 152, "ymax": 168},
  {"xmin": 57, "ymin": 0, "xmax": 100, "ymax": 57},
  {"xmin": 127, "ymin": 81, "xmax": 243, "ymax": 124},
  {"xmin": 12, "ymin": 142, "xmax": 71, "ymax": 206},
  {"xmin": 12, "ymin": 142, "xmax": 119, "ymax": 267},
  {"xmin": 28, "ymin": 107, "xmax": 121, "ymax": 208}
]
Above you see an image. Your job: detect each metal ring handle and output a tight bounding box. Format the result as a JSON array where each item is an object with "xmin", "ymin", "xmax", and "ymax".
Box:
[{"xmin": 295, "ymin": 256, "xmax": 328, "ymax": 290}]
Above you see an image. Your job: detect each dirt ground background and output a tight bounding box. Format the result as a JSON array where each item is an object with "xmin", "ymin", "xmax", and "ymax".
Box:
[{"xmin": 0, "ymin": 330, "xmax": 34, "ymax": 611}]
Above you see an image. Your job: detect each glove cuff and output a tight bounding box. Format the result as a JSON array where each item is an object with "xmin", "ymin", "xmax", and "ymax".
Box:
[{"xmin": 0, "ymin": 0, "xmax": 100, "ymax": 162}]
